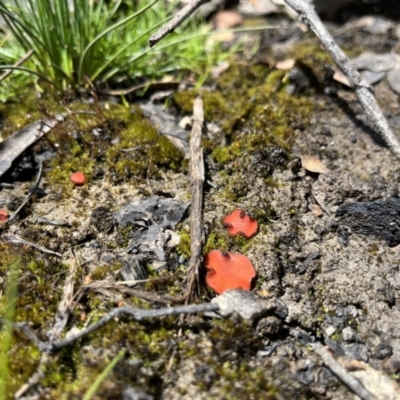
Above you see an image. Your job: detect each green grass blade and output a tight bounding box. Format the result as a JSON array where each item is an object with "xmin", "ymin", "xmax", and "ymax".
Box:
[
  {"xmin": 82, "ymin": 349, "xmax": 126, "ymax": 400},
  {"xmin": 92, "ymin": 17, "xmax": 169, "ymax": 82},
  {"xmin": 78, "ymin": 0, "xmax": 158, "ymax": 82},
  {"xmin": 0, "ymin": 65, "xmax": 55, "ymax": 85}
]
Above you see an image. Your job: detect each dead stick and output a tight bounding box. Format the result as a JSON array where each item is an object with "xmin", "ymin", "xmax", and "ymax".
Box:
[
  {"xmin": 2, "ymin": 233, "xmax": 62, "ymax": 257},
  {"xmin": 13, "ymin": 303, "xmax": 219, "ymax": 352},
  {"xmin": 284, "ymin": 0, "xmax": 400, "ymax": 160},
  {"xmin": 149, "ymin": 0, "xmax": 205, "ymax": 47},
  {"xmin": 47, "ymin": 257, "xmax": 77, "ymax": 342},
  {"xmin": 0, "ymin": 49, "xmax": 34, "ymax": 83},
  {"xmin": 313, "ymin": 343, "xmax": 378, "ymax": 400},
  {"xmin": 185, "ymin": 97, "xmax": 205, "ymax": 299}
]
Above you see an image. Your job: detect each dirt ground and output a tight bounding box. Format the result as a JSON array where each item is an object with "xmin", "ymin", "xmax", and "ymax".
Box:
[{"xmin": 2, "ymin": 3, "xmax": 400, "ymax": 399}]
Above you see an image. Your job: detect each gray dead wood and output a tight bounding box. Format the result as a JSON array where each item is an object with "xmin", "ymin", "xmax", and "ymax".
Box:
[
  {"xmin": 0, "ymin": 114, "xmax": 66, "ymax": 179},
  {"xmin": 283, "ymin": 0, "xmax": 400, "ymax": 160},
  {"xmin": 149, "ymin": 0, "xmax": 205, "ymax": 47},
  {"xmin": 185, "ymin": 97, "xmax": 205, "ymax": 299},
  {"xmin": 14, "ymin": 256, "xmax": 77, "ymax": 397},
  {"xmin": 313, "ymin": 342, "xmax": 378, "ymax": 400},
  {"xmin": 1, "ymin": 233, "xmax": 62, "ymax": 257},
  {"xmin": 8, "ymin": 162, "xmax": 43, "ymax": 223},
  {"xmin": 47, "ymin": 257, "xmax": 78, "ymax": 342},
  {"xmin": 20, "ymin": 303, "xmax": 219, "ymax": 352}
]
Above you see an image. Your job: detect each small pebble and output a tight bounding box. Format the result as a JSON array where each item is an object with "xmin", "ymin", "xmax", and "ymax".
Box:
[
  {"xmin": 70, "ymin": 171, "xmax": 86, "ymax": 185},
  {"xmin": 0, "ymin": 209, "xmax": 9, "ymax": 222}
]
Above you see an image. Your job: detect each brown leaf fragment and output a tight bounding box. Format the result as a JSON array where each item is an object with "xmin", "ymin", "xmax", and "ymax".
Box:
[
  {"xmin": 276, "ymin": 58, "xmax": 295, "ymax": 70},
  {"xmin": 313, "ymin": 204, "xmax": 323, "ymax": 217},
  {"xmin": 333, "ymin": 68, "xmax": 350, "ymax": 87},
  {"xmin": 301, "ymin": 155, "xmax": 330, "ymax": 174}
]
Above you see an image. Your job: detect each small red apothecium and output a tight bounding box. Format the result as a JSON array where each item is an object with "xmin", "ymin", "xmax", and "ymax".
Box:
[
  {"xmin": 205, "ymin": 249, "xmax": 256, "ymax": 294},
  {"xmin": 0, "ymin": 209, "xmax": 9, "ymax": 223},
  {"xmin": 70, "ymin": 171, "xmax": 86, "ymax": 186},
  {"xmin": 223, "ymin": 209, "xmax": 258, "ymax": 239}
]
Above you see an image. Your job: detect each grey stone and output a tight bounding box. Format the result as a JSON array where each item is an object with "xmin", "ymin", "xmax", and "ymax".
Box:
[
  {"xmin": 342, "ymin": 327, "xmax": 358, "ymax": 343},
  {"xmin": 115, "ymin": 196, "xmax": 189, "ymax": 229},
  {"xmin": 123, "ymin": 387, "xmax": 153, "ymax": 400},
  {"xmin": 120, "ymin": 257, "xmax": 149, "ymax": 285},
  {"xmin": 212, "ymin": 289, "xmax": 277, "ymax": 320},
  {"xmin": 343, "ymin": 343, "xmax": 369, "ymax": 362}
]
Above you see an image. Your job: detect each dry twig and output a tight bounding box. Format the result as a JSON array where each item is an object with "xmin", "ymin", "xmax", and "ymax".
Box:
[
  {"xmin": 0, "ymin": 49, "xmax": 34, "ymax": 83},
  {"xmin": 149, "ymin": 0, "xmax": 205, "ymax": 47},
  {"xmin": 13, "ymin": 303, "xmax": 219, "ymax": 353},
  {"xmin": 2, "ymin": 233, "xmax": 62, "ymax": 257},
  {"xmin": 47, "ymin": 256, "xmax": 78, "ymax": 342},
  {"xmin": 8, "ymin": 162, "xmax": 44, "ymax": 223},
  {"xmin": 313, "ymin": 342, "xmax": 378, "ymax": 400},
  {"xmin": 185, "ymin": 97, "xmax": 205, "ymax": 299},
  {"xmin": 284, "ymin": 0, "xmax": 400, "ymax": 160}
]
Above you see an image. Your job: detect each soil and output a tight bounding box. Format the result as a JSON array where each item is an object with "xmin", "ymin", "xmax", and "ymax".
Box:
[{"xmin": 1, "ymin": 7, "xmax": 400, "ymax": 400}]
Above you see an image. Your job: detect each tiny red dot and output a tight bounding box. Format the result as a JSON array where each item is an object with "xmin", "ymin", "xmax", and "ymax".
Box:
[
  {"xmin": 0, "ymin": 209, "xmax": 9, "ymax": 222},
  {"xmin": 70, "ymin": 171, "xmax": 86, "ymax": 185}
]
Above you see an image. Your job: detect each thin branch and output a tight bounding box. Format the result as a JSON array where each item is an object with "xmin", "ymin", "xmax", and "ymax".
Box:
[
  {"xmin": 14, "ymin": 303, "xmax": 219, "ymax": 352},
  {"xmin": 47, "ymin": 256, "xmax": 78, "ymax": 342},
  {"xmin": 1, "ymin": 234, "xmax": 62, "ymax": 257},
  {"xmin": 14, "ymin": 353, "xmax": 48, "ymax": 399},
  {"xmin": 313, "ymin": 343, "xmax": 378, "ymax": 400},
  {"xmin": 0, "ymin": 49, "xmax": 34, "ymax": 83},
  {"xmin": 149, "ymin": 0, "xmax": 206, "ymax": 47},
  {"xmin": 8, "ymin": 162, "xmax": 43, "ymax": 223},
  {"xmin": 284, "ymin": 0, "xmax": 400, "ymax": 160},
  {"xmin": 185, "ymin": 97, "xmax": 205, "ymax": 300}
]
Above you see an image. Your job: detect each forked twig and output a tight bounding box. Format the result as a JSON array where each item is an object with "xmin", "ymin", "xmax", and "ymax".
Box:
[
  {"xmin": 284, "ymin": 0, "xmax": 400, "ymax": 160},
  {"xmin": 13, "ymin": 303, "xmax": 219, "ymax": 353},
  {"xmin": 149, "ymin": 0, "xmax": 205, "ymax": 47},
  {"xmin": 313, "ymin": 343, "xmax": 378, "ymax": 400},
  {"xmin": 185, "ymin": 97, "xmax": 205, "ymax": 300}
]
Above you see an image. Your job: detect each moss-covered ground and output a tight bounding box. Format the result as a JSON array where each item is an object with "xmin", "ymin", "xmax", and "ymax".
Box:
[{"xmin": 0, "ymin": 41, "xmax": 328, "ymax": 398}]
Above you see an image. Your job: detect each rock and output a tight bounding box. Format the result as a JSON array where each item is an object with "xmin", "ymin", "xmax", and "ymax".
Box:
[
  {"xmin": 123, "ymin": 387, "xmax": 153, "ymax": 400},
  {"xmin": 324, "ymin": 338, "xmax": 345, "ymax": 356},
  {"xmin": 342, "ymin": 327, "xmax": 359, "ymax": 343},
  {"xmin": 115, "ymin": 196, "xmax": 189, "ymax": 229},
  {"xmin": 374, "ymin": 342, "xmax": 393, "ymax": 360},
  {"xmin": 325, "ymin": 326, "xmax": 336, "ymax": 337},
  {"xmin": 211, "ymin": 289, "xmax": 278, "ymax": 320},
  {"xmin": 336, "ymin": 197, "xmax": 400, "ymax": 247},
  {"xmin": 343, "ymin": 343, "xmax": 369, "ymax": 362},
  {"xmin": 295, "ymin": 359, "xmax": 315, "ymax": 385},
  {"xmin": 120, "ymin": 257, "xmax": 149, "ymax": 285}
]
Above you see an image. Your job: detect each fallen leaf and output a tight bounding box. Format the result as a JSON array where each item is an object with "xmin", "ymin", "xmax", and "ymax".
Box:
[
  {"xmin": 276, "ymin": 58, "xmax": 295, "ymax": 70},
  {"xmin": 301, "ymin": 155, "xmax": 330, "ymax": 174}
]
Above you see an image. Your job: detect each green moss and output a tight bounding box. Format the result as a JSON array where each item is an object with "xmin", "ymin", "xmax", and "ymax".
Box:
[
  {"xmin": 176, "ymin": 229, "xmax": 191, "ymax": 259},
  {"xmin": 44, "ymin": 103, "xmax": 185, "ymax": 195},
  {"xmin": 105, "ymin": 106, "xmax": 184, "ymax": 182},
  {"xmin": 178, "ymin": 318, "xmax": 281, "ymax": 398},
  {"xmin": 204, "ymin": 232, "xmax": 230, "ymax": 254}
]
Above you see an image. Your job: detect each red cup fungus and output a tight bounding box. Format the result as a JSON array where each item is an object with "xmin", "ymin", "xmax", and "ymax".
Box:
[
  {"xmin": 70, "ymin": 171, "xmax": 86, "ymax": 186},
  {"xmin": 223, "ymin": 209, "xmax": 258, "ymax": 238},
  {"xmin": 205, "ymin": 249, "xmax": 256, "ymax": 294},
  {"xmin": 0, "ymin": 209, "xmax": 9, "ymax": 222}
]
